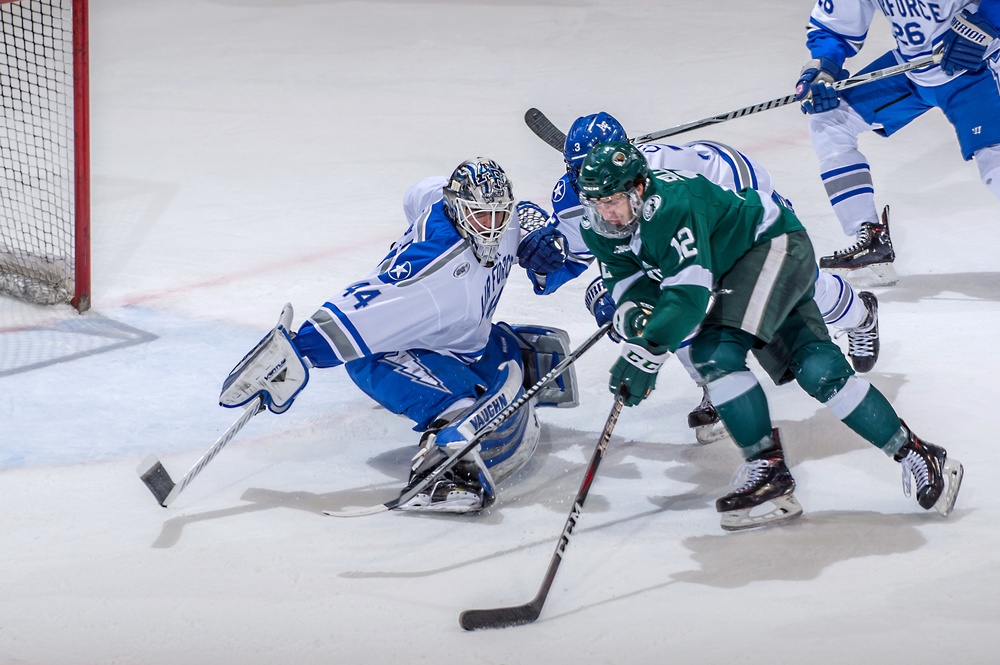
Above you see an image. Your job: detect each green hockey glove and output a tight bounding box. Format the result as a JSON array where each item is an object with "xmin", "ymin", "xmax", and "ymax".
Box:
[{"xmin": 609, "ymin": 337, "xmax": 670, "ymax": 407}]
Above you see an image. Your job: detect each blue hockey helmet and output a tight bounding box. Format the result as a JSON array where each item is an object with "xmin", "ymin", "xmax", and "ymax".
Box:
[{"xmin": 563, "ymin": 112, "xmax": 627, "ymax": 184}]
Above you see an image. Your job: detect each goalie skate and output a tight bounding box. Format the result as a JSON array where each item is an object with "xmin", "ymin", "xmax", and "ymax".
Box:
[{"xmin": 716, "ymin": 431, "xmax": 803, "ymax": 531}]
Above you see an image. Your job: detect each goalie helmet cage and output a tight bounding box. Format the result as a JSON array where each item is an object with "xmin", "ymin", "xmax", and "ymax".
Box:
[{"xmin": 1, "ymin": 0, "xmax": 90, "ymax": 312}]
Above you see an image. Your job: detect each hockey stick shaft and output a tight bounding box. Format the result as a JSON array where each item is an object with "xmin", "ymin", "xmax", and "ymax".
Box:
[
  {"xmin": 632, "ymin": 53, "xmax": 940, "ymax": 143},
  {"xmin": 137, "ymin": 395, "xmax": 265, "ymax": 507},
  {"xmin": 459, "ymin": 383, "xmax": 628, "ymax": 631},
  {"xmin": 325, "ymin": 322, "xmax": 613, "ymax": 517}
]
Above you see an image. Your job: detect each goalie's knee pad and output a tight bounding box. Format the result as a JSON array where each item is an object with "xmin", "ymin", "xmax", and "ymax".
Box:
[
  {"xmin": 220, "ymin": 304, "xmax": 309, "ymax": 414},
  {"xmin": 498, "ymin": 322, "xmax": 579, "ymax": 408}
]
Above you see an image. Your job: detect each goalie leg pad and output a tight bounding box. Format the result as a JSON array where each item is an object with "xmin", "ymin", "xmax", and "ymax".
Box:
[
  {"xmin": 220, "ymin": 304, "xmax": 309, "ymax": 414},
  {"xmin": 499, "ymin": 322, "xmax": 579, "ymax": 408}
]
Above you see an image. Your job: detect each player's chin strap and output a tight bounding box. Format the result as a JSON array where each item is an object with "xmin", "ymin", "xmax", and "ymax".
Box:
[{"xmin": 324, "ymin": 321, "xmax": 613, "ymax": 517}]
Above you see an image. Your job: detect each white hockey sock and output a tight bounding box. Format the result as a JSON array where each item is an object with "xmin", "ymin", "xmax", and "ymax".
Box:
[
  {"xmin": 808, "ymin": 107, "xmax": 880, "ymax": 236},
  {"xmin": 814, "ymin": 271, "xmax": 867, "ymax": 329}
]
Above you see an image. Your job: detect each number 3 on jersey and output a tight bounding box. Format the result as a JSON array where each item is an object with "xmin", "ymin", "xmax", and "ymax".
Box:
[{"xmin": 671, "ymin": 227, "xmax": 697, "ymax": 259}]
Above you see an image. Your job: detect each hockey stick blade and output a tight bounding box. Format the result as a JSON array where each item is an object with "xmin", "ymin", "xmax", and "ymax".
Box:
[
  {"xmin": 524, "ymin": 108, "xmax": 566, "ymax": 151},
  {"xmin": 324, "ymin": 323, "xmax": 612, "ymax": 518},
  {"xmin": 459, "ymin": 385, "xmax": 627, "ymax": 630},
  {"xmin": 136, "ymin": 395, "xmax": 265, "ymax": 507},
  {"xmin": 632, "ymin": 52, "xmax": 940, "ymax": 143},
  {"xmin": 460, "ymin": 602, "xmax": 540, "ymax": 631},
  {"xmin": 137, "ymin": 455, "xmax": 176, "ymax": 507}
]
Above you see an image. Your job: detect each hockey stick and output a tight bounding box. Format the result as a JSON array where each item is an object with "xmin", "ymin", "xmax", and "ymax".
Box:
[
  {"xmin": 524, "ymin": 107, "xmax": 567, "ymax": 151},
  {"xmin": 324, "ymin": 322, "xmax": 613, "ymax": 518},
  {"xmin": 459, "ymin": 383, "xmax": 628, "ymax": 630},
  {"xmin": 526, "ymin": 53, "xmax": 941, "ymax": 151},
  {"xmin": 632, "ymin": 52, "xmax": 941, "ymax": 143},
  {"xmin": 137, "ymin": 395, "xmax": 265, "ymax": 507}
]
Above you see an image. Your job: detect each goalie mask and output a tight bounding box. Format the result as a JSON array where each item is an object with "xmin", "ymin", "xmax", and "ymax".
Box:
[
  {"xmin": 563, "ymin": 112, "xmax": 627, "ymax": 188},
  {"xmin": 443, "ymin": 157, "xmax": 515, "ymax": 266},
  {"xmin": 577, "ymin": 142, "xmax": 650, "ymax": 239}
]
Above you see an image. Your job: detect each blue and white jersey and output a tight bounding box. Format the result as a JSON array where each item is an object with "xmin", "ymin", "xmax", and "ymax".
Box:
[
  {"xmin": 806, "ymin": 0, "xmax": 1000, "ymax": 87},
  {"xmin": 297, "ymin": 177, "xmax": 519, "ymax": 367},
  {"xmin": 542, "ymin": 141, "xmax": 777, "ymax": 294}
]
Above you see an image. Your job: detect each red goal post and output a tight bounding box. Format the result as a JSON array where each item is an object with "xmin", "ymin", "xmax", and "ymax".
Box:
[{"xmin": 1, "ymin": 0, "xmax": 90, "ymax": 312}]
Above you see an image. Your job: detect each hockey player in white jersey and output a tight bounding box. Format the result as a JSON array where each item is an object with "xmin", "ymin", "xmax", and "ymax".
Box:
[
  {"xmin": 795, "ymin": 0, "xmax": 1000, "ymax": 276},
  {"xmin": 515, "ymin": 112, "xmax": 881, "ymax": 443},
  {"xmin": 218, "ymin": 158, "xmax": 579, "ymax": 513}
]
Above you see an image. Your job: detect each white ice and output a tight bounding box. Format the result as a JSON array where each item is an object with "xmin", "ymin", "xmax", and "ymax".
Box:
[{"xmin": 2, "ymin": 1, "xmax": 999, "ymax": 663}]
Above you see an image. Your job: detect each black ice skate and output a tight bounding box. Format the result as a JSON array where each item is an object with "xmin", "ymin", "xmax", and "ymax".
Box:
[
  {"xmin": 820, "ymin": 205, "xmax": 896, "ymax": 286},
  {"xmin": 894, "ymin": 423, "xmax": 963, "ymax": 516},
  {"xmin": 843, "ymin": 291, "xmax": 880, "ymax": 373},
  {"xmin": 716, "ymin": 430, "xmax": 803, "ymax": 531},
  {"xmin": 688, "ymin": 387, "xmax": 729, "ymax": 444}
]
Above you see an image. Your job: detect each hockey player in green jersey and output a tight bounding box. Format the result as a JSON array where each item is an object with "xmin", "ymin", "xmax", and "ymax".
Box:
[{"xmin": 576, "ymin": 141, "xmax": 963, "ymax": 530}]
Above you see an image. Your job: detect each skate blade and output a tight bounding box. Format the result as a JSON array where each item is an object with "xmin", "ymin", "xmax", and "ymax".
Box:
[
  {"xmin": 695, "ymin": 423, "xmax": 730, "ymax": 445},
  {"xmin": 824, "ymin": 262, "xmax": 897, "ymax": 288},
  {"xmin": 398, "ymin": 490, "xmax": 484, "ymax": 514},
  {"xmin": 720, "ymin": 494, "xmax": 804, "ymax": 531},
  {"xmin": 933, "ymin": 459, "xmax": 964, "ymax": 517}
]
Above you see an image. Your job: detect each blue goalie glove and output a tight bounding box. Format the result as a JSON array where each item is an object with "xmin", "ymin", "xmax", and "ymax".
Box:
[
  {"xmin": 940, "ymin": 9, "xmax": 999, "ymax": 75},
  {"xmin": 584, "ymin": 277, "xmax": 621, "ymax": 342},
  {"xmin": 795, "ymin": 57, "xmax": 847, "ymax": 114},
  {"xmin": 516, "ymin": 200, "xmax": 567, "ymax": 274}
]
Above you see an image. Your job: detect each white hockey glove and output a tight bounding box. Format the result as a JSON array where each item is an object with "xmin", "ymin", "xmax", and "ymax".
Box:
[{"xmin": 220, "ymin": 303, "xmax": 310, "ymax": 414}]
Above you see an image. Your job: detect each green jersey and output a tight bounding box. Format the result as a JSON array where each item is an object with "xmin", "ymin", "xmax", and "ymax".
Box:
[{"xmin": 582, "ymin": 169, "xmax": 805, "ymax": 352}]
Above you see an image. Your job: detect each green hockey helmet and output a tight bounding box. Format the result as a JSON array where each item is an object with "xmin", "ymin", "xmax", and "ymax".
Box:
[{"xmin": 577, "ymin": 142, "xmax": 649, "ymax": 238}]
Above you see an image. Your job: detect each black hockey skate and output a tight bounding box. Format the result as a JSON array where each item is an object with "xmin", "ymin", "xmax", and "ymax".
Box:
[
  {"xmin": 820, "ymin": 206, "xmax": 896, "ymax": 285},
  {"xmin": 845, "ymin": 291, "xmax": 879, "ymax": 373},
  {"xmin": 688, "ymin": 387, "xmax": 728, "ymax": 444},
  {"xmin": 716, "ymin": 430, "xmax": 803, "ymax": 531},
  {"xmin": 894, "ymin": 423, "xmax": 963, "ymax": 516}
]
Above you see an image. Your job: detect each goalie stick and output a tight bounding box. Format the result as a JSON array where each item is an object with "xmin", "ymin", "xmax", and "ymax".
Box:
[
  {"xmin": 525, "ymin": 52, "xmax": 941, "ymax": 150},
  {"xmin": 323, "ymin": 322, "xmax": 612, "ymax": 518},
  {"xmin": 137, "ymin": 396, "xmax": 265, "ymax": 507},
  {"xmin": 459, "ymin": 383, "xmax": 628, "ymax": 631}
]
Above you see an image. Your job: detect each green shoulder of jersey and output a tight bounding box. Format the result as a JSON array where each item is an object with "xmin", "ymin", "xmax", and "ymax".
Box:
[{"xmin": 581, "ymin": 169, "xmax": 806, "ymax": 351}]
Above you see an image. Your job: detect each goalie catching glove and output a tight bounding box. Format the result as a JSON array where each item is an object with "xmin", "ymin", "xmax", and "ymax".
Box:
[
  {"xmin": 219, "ymin": 303, "xmax": 310, "ymax": 414},
  {"xmin": 610, "ymin": 337, "xmax": 669, "ymax": 407}
]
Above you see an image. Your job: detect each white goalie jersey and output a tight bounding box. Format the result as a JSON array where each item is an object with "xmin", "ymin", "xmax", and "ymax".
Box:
[{"xmin": 300, "ymin": 177, "xmax": 520, "ymax": 366}]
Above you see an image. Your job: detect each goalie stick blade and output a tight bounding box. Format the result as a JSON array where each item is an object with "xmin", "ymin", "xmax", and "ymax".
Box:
[
  {"xmin": 136, "ymin": 455, "xmax": 175, "ymax": 507},
  {"xmin": 459, "ymin": 603, "xmax": 541, "ymax": 631},
  {"xmin": 322, "ymin": 503, "xmax": 392, "ymax": 518}
]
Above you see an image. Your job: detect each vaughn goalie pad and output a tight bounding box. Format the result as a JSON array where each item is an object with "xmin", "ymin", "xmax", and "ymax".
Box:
[
  {"xmin": 502, "ymin": 323, "xmax": 579, "ymax": 408},
  {"xmin": 220, "ymin": 303, "xmax": 309, "ymax": 414}
]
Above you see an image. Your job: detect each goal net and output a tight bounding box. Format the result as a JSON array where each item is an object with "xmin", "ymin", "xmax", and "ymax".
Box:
[{"xmin": 1, "ymin": 0, "xmax": 90, "ymax": 312}]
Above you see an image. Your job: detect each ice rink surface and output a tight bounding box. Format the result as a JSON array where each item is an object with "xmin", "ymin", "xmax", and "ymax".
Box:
[{"xmin": 2, "ymin": 1, "xmax": 999, "ymax": 663}]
